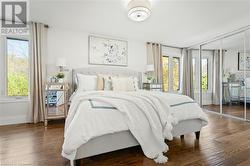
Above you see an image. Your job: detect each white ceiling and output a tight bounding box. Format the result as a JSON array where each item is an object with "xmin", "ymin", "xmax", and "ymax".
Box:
[
  {"xmin": 202, "ymin": 29, "xmax": 250, "ymax": 50},
  {"xmin": 30, "ymin": 0, "xmax": 250, "ymax": 47}
]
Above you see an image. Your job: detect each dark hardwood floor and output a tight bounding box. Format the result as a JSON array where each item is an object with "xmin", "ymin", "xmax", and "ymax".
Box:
[
  {"xmin": 204, "ymin": 104, "xmax": 250, "ymax": 119},
  {"xmin": 1, "ymin": 112, "xmax": 250, "ymax": 166}
]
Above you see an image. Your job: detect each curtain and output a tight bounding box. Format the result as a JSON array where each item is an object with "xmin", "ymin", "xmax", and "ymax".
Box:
[
  {"xmin": 182, "ymin": 49, "xmax": 194, "ymax": 98},
  {"xmin": 212, "ymin": 50, "xmax": 224, "ymax": 105},
  {"xmin": 29, "ymin": 22, "xmax": 47, "ymax": 123},
  {"xmin": 146, "ymin": 42, "xmax": 163, "ymax": 84}
]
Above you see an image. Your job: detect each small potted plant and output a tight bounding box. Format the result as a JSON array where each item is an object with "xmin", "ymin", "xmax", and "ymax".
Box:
[{"xmin": 56, "ymin": 72, "xmax": 65, "ymax": 83}]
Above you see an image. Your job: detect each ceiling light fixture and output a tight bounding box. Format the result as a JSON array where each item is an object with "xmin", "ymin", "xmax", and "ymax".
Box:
[{"xmin": 127, "ymin": 0, "xmax": 151, "ymax": 22}]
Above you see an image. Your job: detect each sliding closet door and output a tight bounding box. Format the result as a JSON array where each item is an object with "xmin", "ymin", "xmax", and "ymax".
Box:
[
  {"xmin": 245, "ymin": 30, "xmax": 250, "ymax": 120},
  {"xmin": 201, "ymin": 40, "xmax": 221, "ymax": 114},
  {"xmin": 222, "ymin": 32, "xmax": 245, "ymax": 118}
]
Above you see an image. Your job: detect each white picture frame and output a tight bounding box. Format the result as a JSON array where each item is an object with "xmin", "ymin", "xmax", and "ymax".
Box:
[
  {"xmin": 88, "ymin": 35, "xmax": 128, "ymax": 66},
  {"xmin": 238, "ymin": 52, "xmax": 250, "ymax": 71}
]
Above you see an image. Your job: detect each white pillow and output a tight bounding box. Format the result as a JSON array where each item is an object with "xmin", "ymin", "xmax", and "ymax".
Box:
[
  {"xmin": 112, "ymin": 77, "xmax": 137, "ymax": 91},
  {"xmin": 76, "ymin": 74, "xmax": 97, "ymax": 91},
  {"xmin": 99, "ymin": 75, "xmax": 113, "ymax": 91},
  {"xmin": 131, "ymin": 77, "xmax": 139, "ymax": 90}
]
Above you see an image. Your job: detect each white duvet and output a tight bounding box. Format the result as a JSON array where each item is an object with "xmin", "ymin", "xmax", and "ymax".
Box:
[{"xmin": 62, "ymin": 90, "xmax": 208, "ymax": 163}]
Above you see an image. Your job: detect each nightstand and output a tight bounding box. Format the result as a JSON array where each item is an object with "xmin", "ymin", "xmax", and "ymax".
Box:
[
  {"xmin": 143, "ymin": 83, "xmax": 163, "ymax": 91},
  {"xmin": 44, "ymin": 83, "xmax": 69, "ymax": 126}
]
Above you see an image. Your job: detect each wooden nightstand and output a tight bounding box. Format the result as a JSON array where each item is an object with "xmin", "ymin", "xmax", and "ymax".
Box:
[
  {"xmin": 143, "ymin": 83, "xmax": 163, "ymax": 91},
  {"xmin": 44, "ymin": 83, "xmax": 69, "ymax": 126}
]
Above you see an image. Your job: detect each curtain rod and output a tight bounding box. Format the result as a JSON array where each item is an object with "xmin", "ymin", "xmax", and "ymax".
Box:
[
  {"xmin": 162, "ymin": 44, "xmax": 182, "ymax": 49},
  {"xmin": 186, "ymin": 25, "xmax": 250, "ymax": 49},
  {"xmin": 0, "ymin": 19, "xmax": 49, "ymax": 28},
  {"xmin": 147, "ymin": 42, "xmax": 183, "ymax": 49}
]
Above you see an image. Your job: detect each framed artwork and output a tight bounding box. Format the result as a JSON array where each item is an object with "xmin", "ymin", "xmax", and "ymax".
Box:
[
  {"xmin": 238, "ymin": 52, "xmax": 250, "ymax": 71},
  {"xmin": 88, "ymin": 35, "xmax": 128, "ymax": 66}
]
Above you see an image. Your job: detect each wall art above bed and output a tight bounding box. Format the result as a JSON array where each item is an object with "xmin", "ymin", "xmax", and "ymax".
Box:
[{"xmin": 88, "ymin": 35, "xmax": 128, "ymax": 66}]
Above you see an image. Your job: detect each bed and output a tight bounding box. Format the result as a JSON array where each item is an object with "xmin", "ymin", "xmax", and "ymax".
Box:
[{"xmin": 62, "ymin": 67, "xmax": 208, "ymax": 166}]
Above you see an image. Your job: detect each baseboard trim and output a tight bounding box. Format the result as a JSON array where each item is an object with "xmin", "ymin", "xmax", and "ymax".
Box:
[{"xmin": 0, "ymin": 115, "xmax": 31, "ymax": 126}]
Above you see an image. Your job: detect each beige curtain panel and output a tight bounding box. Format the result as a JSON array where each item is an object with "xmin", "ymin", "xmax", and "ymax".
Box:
[
  {"xmin": 146, "ymin": 42, "xmax": 163, "ymax": 84},
  {"xmin": 212, "ymin": 50, "xmax": 224, "ymax": 105},
  {"xmin": 30, "ymin": 22, "xmax": 47, "ymax": 123},
  {"xmin": 182, "ymin": 49, "xmax": 194, "ymax": 98}
]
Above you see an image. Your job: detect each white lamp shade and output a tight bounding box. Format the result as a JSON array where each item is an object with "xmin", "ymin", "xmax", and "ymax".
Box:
[
  {"xmin": 146, "ymin": 64, "xmax": 154, "ymax": 72},
  {"xmin": 56, "ymin": 58, "xmax": 66, "ymax": 67},
  {"xmin": 127, "ymin": 0, "xmax": 151, "ymax": 22}
]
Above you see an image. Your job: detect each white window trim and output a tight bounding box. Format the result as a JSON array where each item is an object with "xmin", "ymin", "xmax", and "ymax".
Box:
[
  {"xmin": 0, "ymin": 35, "xmax": 30, "ymax": 102},
  {"xmin": 192, "ymin": 51, "xmax": 213, "ymax": 93},
  {"xmin": 162, "ymin": 54, "xmax": 182, "ymax": 93}
]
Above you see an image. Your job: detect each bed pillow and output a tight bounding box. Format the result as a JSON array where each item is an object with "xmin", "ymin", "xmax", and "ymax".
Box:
[
  {"xmin": 98, "ymin": 75, "xmax": 113, "ymax": 90},
  {"xmin": 112, "ymin": 77, "xmax": 137, "ymax": 91},
  {"xmin": 131, "ymin": 77, "xmax": 139, "ymax": 90},
  {"xmin": 97, "ymin": 75, "xmax": 104, "ymax": 90},
  {"xmin": 76, "ymin": 74, "xmax": 97, "ymax": 91}
]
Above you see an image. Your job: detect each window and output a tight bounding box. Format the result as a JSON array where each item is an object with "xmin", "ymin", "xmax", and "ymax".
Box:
[
  {"xmin": 162, "ymin": 56, "xmax": 169, "ymax": 91},
  {"xmin": 162, "ymin": 55, "xmax": 181, "ymax": 92},
  {"xmin": 202, "ymin": 58, "xmax": 208, "ymax": 90},
  {"xmin": 6, "ymin": 38, "xmax": 29, "ymax": 96},
  {"xmin": 173, "ymin": 57, "xmax": 180, "ymax": 91}
]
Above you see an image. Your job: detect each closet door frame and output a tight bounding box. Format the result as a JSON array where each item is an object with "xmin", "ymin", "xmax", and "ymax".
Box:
[{"xmin": 198, "ymin": 27, "xmax": 250, "ymax": 122}]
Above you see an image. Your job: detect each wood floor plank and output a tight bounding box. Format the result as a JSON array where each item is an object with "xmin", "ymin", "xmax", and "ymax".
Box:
[{"xmin": 1, "ymin": 112, "xmax": 250, "ymax": 166}]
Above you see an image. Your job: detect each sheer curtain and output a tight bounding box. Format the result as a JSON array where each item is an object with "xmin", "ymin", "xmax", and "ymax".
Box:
[
  {"xmin": 212, "ymin": 50, "xmax": 224, "ymax": 105},
  {"xmin": 146, "ymin": 42, "xmax": 163, "ymax": 84},
  {"xmin": 182, "ymin": 49, "xmax": 194, "ymax": 98},
  {"xmin": 29, "ymin": 22, "xmax": 48, "ymax": 123}
]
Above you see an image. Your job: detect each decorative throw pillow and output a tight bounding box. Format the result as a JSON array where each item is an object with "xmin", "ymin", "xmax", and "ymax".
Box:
[
  {"xmin": 76, "ymin": 74, "xmax": 97, "ymax": 91},
  {"xmin": 112, "ymin": 77, "xmax": 136, "ymax": 91},
  {"xmin": 98, "ymin": 75, "xmax": 113, "ymax": 90},
  {"xmin": 130, "ymin": 77, "xmax": 139, "ymax": 91},
  {"xmin": 97, "ymin": 75, "xmax": 104, "ymax": 90}
]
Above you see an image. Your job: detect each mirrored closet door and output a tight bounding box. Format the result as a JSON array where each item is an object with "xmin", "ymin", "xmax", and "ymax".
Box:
[
  {"xmin": 201, "ymin": 40, "xmax": 222, "ymax": 114},
  {"xmin": 221, "ymin": 32, "xmax": 245, "ymax": 119},
  {"xmin": 199, "ymin": 29, "xmax": 250, "ymax": 121},
  {"xmin": 245, "ymin": 29, "xmax": 250, "ymax": 120}
]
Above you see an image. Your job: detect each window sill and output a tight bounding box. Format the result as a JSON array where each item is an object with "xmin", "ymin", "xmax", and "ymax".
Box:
[{"xmin": 0, "ymin": 97, "xmax": 30, "ymax": 103}]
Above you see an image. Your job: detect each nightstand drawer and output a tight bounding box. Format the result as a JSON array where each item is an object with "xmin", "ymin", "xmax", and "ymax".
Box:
[{"xmin": 143, "ymin": 83, "xmax": 163, "ymax": 91}]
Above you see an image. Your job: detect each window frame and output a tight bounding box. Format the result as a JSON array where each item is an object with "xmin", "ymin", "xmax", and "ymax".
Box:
[
  {"xmin": 162, "ymin": 55, "xmax": 181, "ymax": 93},
  {"xmin": 162, "ymin": 55, "xmax": 170, "ymax": 92},
  {"xmin": 173, "ymin": 56, "xmax": 180, "ymax": 91},
  {"xmin": 201, "ymin": 58, "xmax": 209, "ymax": 91},
  {"xmin": 0, "ymin": 35, "xmax": 30, "ymax": 101}
]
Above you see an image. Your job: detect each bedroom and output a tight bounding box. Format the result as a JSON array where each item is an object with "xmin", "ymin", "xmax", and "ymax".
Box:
[{"xmin": 0, "ymin": 0, "xmax": 250, "ymax": 165}]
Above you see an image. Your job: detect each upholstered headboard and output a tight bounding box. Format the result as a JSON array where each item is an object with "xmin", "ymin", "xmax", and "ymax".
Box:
[{"xmin": 72, "ymin": 67, "xmax": 143, "ymax": 91}]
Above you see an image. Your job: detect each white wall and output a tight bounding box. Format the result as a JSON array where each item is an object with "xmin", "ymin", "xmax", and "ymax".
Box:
[
  {"xmin": 0, "ymin": 27, "xmax": 147, "ymax": 125},
  {"xmin": 0, "ymin": 100, "xmax": 30, "ymax": 125},
  {"xmin": 46, "ymin": 28, "xmax": 147, "ymax": 81}
]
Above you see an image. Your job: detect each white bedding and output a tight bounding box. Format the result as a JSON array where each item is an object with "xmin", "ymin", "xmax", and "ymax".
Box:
[{"xmin": 62, "ymin": 90, "xmax": 208, "ymax": 163}]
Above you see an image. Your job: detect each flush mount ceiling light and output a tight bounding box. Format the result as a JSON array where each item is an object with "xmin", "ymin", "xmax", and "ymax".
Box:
[{"xmin": 127, "ymin": 0, "xmax": 151, "ymax": 22}]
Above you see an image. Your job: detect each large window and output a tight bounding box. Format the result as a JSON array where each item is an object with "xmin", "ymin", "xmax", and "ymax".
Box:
[
  {"xmin": 162, "ymin": 56, "xmax": 169, "ymax": 91},
  {"xmin": 162, "ymin": 55, "xmax": 180, "ymax": 92},
  {"xmin": 6, "ymin": 38, "xmax": 29, "ymax": 96},
  {"xmin": 202, "ymin": 58, "xmax": 208, "ymax": 90},
  {"xmin": 173, "ymin": 57, "xmax": 180, "ymax": 91}
]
